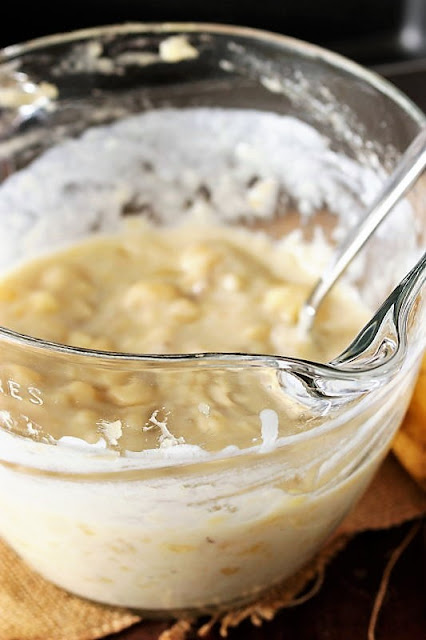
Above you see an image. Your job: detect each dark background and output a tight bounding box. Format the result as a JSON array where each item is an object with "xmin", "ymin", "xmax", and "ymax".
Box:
[{"xmin": 1, "ymin": 0, "xmax": 426, "ymax": 67}]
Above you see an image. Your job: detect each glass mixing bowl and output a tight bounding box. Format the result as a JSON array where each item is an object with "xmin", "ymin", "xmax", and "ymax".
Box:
[{"xmin": 0, "ymin": 23, "xmax": 425, "ymax": 617}]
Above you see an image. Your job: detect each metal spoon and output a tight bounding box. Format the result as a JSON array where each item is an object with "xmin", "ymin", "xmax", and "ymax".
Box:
[{"xmin": 299, "ymin": 127, "xmax": 426, "ymax": 333}]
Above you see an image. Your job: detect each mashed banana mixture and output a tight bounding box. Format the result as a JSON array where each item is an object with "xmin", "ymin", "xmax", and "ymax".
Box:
[
  {"xmin": 0, "ymin": 220, "xmax": 368, "ymax": 358},
  {"xmin": 0, "ymin": 220, "xmax": 369, "ymax": 453}
]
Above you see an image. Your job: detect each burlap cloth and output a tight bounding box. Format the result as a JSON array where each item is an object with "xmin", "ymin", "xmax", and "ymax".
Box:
[{"xmin": 1, "ymin": 452, "xmax": 425, "ymax": 640}]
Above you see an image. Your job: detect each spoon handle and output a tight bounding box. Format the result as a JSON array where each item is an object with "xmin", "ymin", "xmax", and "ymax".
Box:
[{"xmin": 300, "ymin": 127, "xmax": 426, "ymax": 332}]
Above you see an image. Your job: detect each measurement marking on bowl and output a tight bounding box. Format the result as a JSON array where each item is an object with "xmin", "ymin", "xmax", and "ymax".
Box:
[{"xmin": 0, "ymin": 377, "xmax": 43, "ymax": 405}]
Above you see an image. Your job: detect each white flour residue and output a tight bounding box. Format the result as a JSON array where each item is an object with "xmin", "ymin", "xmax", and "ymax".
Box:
[
  {"xmin": 58, "ymin": 435, "xmax": 108, "ymax": 451},
  {"xmin": 259, "ymin": 408, "xmax": 279, "ymax": 453},
  {"xmin": 0, "ymin": 108, "xmax": 382, "ymax": 267},
  {"xmin": 25, "ymin": 420, "xmax": 38, "ymax": 436},
  {"xmin": 0, "ymin": 410, "xmax": 14, "ymax": 430},
  {"xmin": 144, "ymin": 409, "xmax": 185, "ymax": 448},
  {"xmin": 0, "ymin": 107, "xmax": 416, "ymax": 307},
  {"xmin": 98, "ymin": 419, "xmax": 123, "ymax": 446}
]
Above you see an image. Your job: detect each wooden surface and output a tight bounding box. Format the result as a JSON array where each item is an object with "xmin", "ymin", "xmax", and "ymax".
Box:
[{"xmin": 107, "ymin": 519, "xmax": 426, "ymax": 640}]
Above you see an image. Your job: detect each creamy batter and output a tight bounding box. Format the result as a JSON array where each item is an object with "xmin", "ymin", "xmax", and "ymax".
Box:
[
  {"xmin": 0, "ymin": 220, "xmax": 369, "ymax": 360},
  {"xmin": 0, "ymin": 220, "xmax": 369, "ymax": 453},
  {"xmin": 0, "ymin": 218, "xmax": 394, "ymax": 614}
]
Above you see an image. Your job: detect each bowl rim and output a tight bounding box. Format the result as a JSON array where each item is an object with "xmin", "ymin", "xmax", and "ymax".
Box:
[{"xmin": 1, "ymin": 21, "xmax": 425, "ymax": 127}]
